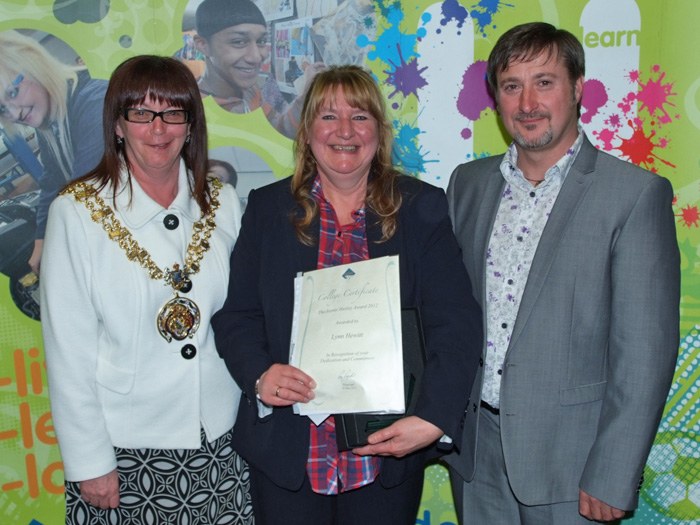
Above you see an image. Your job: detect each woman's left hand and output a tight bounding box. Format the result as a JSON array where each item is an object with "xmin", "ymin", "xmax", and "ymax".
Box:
[
  {"xmin": 351, "ymin": 416, "xmax": 443, "ymax": 458},
  {"xmin": 257, "ymin": 363, "xmax": 316, "ymax": 406}
]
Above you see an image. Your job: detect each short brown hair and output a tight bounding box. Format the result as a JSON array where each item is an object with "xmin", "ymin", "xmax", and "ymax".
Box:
[
  {"xmin": 486, "ymin": 22, "xmax": 585, "ymax": 99},
  {"xmin": 77, "ymin": 55, "xmax": 212, "ymax": 213}
]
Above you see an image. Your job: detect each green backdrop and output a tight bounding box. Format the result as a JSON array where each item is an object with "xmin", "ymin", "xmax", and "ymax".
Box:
[{"xmin": 0, "ymin": 1, "xmax": 698, "ymax": 523}]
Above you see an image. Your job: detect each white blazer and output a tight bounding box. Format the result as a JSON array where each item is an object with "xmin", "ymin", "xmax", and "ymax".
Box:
[{"xmin": 41, "ymin": 161, "xmax": 242, "ymax": 482}]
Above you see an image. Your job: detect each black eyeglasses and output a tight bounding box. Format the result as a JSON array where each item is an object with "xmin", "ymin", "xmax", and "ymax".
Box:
[{"xmin": 122, "ymin": 108, "xmax": 190, "ymax": 124}]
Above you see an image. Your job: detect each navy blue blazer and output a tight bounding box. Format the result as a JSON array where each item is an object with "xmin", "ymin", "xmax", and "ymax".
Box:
[{"xmin": 212, "ymin": 175, "xmax": 482, "ymax": 490}]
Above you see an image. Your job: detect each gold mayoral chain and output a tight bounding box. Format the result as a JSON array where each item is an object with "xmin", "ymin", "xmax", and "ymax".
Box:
[{"xmin": 63, "ymin": 178, "xmax": 222, "ymax": 343}]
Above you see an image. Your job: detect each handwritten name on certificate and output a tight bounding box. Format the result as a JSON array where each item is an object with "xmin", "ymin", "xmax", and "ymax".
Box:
[{"xmin": 290, "ymin": 255, "xmax": 404, "ymax": 417}]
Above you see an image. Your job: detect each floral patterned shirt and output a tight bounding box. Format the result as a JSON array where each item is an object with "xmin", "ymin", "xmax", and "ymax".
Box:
[{"xmin": 481, "ymin": 132, "xmax": 584, "ymax": 408}]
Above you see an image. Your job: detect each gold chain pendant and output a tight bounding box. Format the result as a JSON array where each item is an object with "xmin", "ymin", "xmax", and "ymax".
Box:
[
  {"xmin": 64, "ymin": 177, "xmax": 222, "ymax": 343},
  {"xmin": 157, "ymin": 295, "xmax": 201, "ymax": 342}
]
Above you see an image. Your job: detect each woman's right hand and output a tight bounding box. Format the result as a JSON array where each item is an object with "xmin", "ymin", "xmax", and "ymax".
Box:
[
  {"xmin": 80, "ymin": 469, "xmax": 120, "ymax": 509},
  {"xmin": 257, "ymin": 364, "xmax": 316, "ymax": 406}
]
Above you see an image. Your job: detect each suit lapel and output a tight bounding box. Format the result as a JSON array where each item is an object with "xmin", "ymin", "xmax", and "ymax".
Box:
[
  {"xmin": 508, "ymin": 138, "xmax": 598, "ymax": 350},
  {"xmin": 474, "ymin": 169, "xmax": 506, "ymax": 305},
  {"xmin": 285, "ymin": 194, "xmax": 321, "ymax": 274},
  {"xmin": 367, "ymin": 210, "xmax": 400, "ymax": 258}
]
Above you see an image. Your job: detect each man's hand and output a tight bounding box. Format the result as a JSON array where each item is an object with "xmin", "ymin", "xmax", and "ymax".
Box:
[
  {"xmin": 352, "ymin": 416, "xmax": 443, "ymax": 458},
  {"xmin": 80, "ymin": 469, "xmax": 120, "ymax": 509},
  {"xmin": 579, "ymin": 489, "xmax": 626, "ymax": 522}
]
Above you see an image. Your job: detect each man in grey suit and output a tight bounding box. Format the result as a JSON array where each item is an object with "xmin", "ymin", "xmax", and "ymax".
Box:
[{"xmin": 445, "ymin": 22, "xmax": 680, "ymax": 524}]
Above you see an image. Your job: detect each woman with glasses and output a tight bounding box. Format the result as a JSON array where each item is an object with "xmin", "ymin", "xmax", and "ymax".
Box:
[
  {"xmin": 40, "ymin": 55, "xmax": 253, "ymax": 524},
  {"xmin": 0, "ymin": 30, "xmax": 107, "ymax": 275}
]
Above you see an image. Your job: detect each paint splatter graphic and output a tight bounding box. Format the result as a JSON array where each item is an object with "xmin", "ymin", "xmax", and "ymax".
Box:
[
  {"xmin": 456, "ymin": 60, "xmax": 493, "ymax": 121},
  {"xmin": 392, "ymin": 119, "xmax": 437, "ymax": 174},
  {"xmin": 359, "ymin": 1, "xmax": 435, "ymax": 173},
  {"xmin": 614, "ymin": 122, "xmax": 676, "ymax": 172},
  {"xmin": 439, "ymin": 0, "xmax": 470, "ymax": 33},
  {"xmin": 385, "ymin": 54, "xmax": 428, "ymax": 99},
  {"xmin": 580, "ymin": 79, "xmax": 608, "ymax": 125},
  {"xmin": 470, "ymin": 0, "xmax": 514, "ymax": 37},
  {"xmin": 676, "ymin": 205, "xmax": 700, "ymax": 228},
  {"xmin": 637, "ymin": 66, "xmax": 678, "ymax": 125},
  {"xmin": 358, "ymin": 2, "xmax": 428, "ymax": 100},
  {"xmin": 359, "ymin": 0, "xmax": 511, "ymax": 173},
  {"xmin": 590, "ymin": 65, "xmax": 679, "ymax": 174}
]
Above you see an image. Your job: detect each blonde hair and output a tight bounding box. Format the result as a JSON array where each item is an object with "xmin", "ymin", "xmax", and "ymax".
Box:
[
  {"xmin": 0, "ymin": 30, "xmax": 79, "ymax": 181},
  {"xmin": 291, "ymin": 65, "xmax": 401, "ymax": 245}
]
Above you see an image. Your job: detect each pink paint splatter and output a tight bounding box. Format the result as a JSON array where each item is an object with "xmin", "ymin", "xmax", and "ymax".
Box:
[
  {"xmin": 580, "ymin": 79, "xmax": 607, "ymax": 125},
  {"xmin": 593, "ymin": 127, "xmax": 617, "ymax": 151},
  {"xmin": 637, "ymin": 70, "xmax": 678, "ymax": 124},
  {"xmin": 589, "ymin": 65, "xmax": 679, "ymax": 174},
  {"xmin": 606, "ymin": 113, "xmax": 622, "ymax": 129},
  {"xmin": 456, "ymin": 60, "xmax": 494, "ymax": 121}
]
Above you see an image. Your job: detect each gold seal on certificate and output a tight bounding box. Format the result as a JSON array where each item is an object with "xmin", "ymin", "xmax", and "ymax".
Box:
[{"xmin": 289, "ymin": 255, "xmax": 404, "ymax": 419}]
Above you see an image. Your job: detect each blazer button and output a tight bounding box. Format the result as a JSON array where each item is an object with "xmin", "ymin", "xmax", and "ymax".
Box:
[
  {"xmin": 181, "ymin": 344, "xmax": 196, "ymax": 359},
  {"xmin": 473, "ymin": 402, "xmax": 478, "ymax": 412},
  {"xmin": 479, "ymin": 357, "xmax": 484, "ymax": 366},
  {"xmin": 163, "ymin": 214, "xmax": 179, "ymax": 230}
]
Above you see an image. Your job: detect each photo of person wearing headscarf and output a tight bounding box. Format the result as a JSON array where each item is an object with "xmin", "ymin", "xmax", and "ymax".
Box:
[{"xmin": 189, "ymin": 0, "xmax": 323, "ymax": 139}]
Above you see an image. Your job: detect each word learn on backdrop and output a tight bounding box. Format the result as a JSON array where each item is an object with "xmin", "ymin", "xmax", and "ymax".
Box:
[{"xmin": 0, "ymin": 1, "xmax": 698, "ymax": 524}]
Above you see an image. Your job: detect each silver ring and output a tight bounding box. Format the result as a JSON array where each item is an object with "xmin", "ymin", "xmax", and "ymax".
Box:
[{"xmin": 275, "ymin": 386, "xmax": 281, "ymax": 397}]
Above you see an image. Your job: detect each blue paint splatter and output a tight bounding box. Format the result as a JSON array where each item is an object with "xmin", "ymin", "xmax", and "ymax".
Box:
[
  {"xmin": 357, "ymin": 3, "xmax": 426, "ymax": 75},
  {"xmin": 392, "ymin": 120, "xmax": 437, "ymax": 175},
  {"xmin": 466, "ymin": 151, "xmax": 493, "ymax": 161},
  {"xmin": 440, "ymin": 0, "xmax": 470, "ymax": 31},
  {"xmin": 470, "ymin": 0, "xmax": 514, "ymax": 37},
  {"xmin": 359, "ymin": 0, "xmax": 444, "ymax": 176}
]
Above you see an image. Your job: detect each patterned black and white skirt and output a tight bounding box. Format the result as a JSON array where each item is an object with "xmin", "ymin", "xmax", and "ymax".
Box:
[{"xmin": 64, "ymin": 428, "xmax": 254, "ymax": 524}]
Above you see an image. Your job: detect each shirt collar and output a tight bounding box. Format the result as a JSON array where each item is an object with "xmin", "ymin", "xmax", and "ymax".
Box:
[
  {"xmin": 110, "ymin": 159, "xmax": 201, "ymax": 229},
  {"xmin": 500, "ymin": 128, "xmax": 584, "ymax": 190},
  {"xmin": 311, "ymin": 175, "xmax": 366, "ymax": 220}
]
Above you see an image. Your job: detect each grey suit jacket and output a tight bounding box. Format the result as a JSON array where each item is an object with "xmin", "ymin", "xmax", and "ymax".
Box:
[{"xmin": 444, "ymin": 136, "xmax": 680, "ymax": 511}]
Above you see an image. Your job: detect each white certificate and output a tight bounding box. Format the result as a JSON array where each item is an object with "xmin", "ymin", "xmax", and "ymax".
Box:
[{"xmin": 289, "ymin": 255, "xmax": 404, "ymax": 419}]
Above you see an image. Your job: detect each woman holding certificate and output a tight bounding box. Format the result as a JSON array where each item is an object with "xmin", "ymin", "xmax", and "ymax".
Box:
[{"xmin": 212, "ymin": 65, "xmax": 482, "ymax": 524}]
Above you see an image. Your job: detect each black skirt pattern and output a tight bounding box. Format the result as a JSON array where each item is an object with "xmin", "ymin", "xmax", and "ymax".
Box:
[{"xmin": 65, "ymin": 428, "xmax": 254, "ymax": 524}]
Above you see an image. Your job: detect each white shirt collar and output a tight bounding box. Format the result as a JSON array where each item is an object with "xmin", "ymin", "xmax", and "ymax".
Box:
[
  {"xmin": 109, "ymin": 159, "xmax": 201, "ymax": 229},
  {"xmin": 500, "ymin": 129, "xmax": 585, "ymax": 191}
]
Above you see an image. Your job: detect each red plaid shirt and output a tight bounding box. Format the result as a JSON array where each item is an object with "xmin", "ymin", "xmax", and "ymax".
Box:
[{"xmin": 306, "ymin": 177, "xmax": 381, "ymax": 494}]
